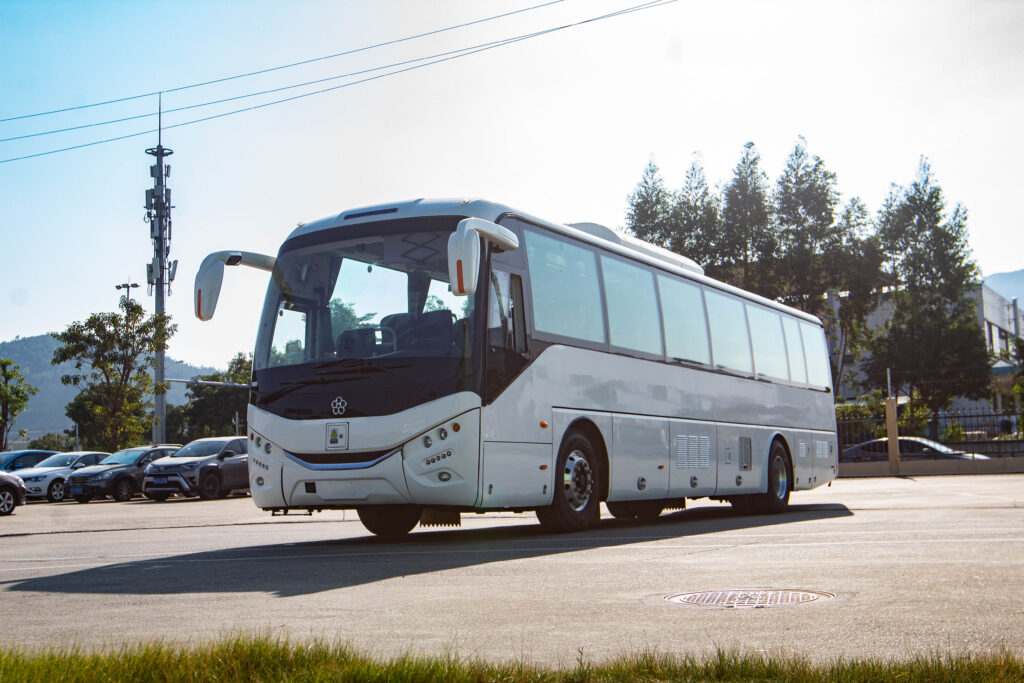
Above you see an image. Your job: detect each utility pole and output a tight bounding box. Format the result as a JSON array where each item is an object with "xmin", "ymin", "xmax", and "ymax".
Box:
[{"xmin": 144, "ymin": 94, "xmax": 177, "ymax": 444}]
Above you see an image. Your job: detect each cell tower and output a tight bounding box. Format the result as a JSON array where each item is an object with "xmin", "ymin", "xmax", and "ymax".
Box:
[{"xmin": 144, "ymin": 95, "xmax": 177, "ymax": 443}]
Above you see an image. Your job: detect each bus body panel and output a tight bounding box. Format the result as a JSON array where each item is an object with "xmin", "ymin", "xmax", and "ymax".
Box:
[
  {"xmin": 610, "ymin": 414, "xmax": 671, "ymax": 501},
  {"xmin": 481, "ymin": 345, "xmax": 836, "ymax": 505},
  {"xmin": 667, "ymin": 419, "xmax": 718, "ymax": 497},
  {"xmin": 479, "ymin": 442, "xmax": 553, "ymax": 508}
]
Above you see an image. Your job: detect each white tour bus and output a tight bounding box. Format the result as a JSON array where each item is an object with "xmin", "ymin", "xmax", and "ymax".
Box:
[{"xmin": 196, "ymin": 198, "xmax": 837, "ymax": 536}]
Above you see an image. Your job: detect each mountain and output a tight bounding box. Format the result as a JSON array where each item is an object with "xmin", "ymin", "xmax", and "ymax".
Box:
[
  {"xmin": 985, "ymin": 269, "xmax": 1024, "ymax": 303},
  {"xmin": 0, "ymin": 334, "xmax": 218, "ymax": 437}
]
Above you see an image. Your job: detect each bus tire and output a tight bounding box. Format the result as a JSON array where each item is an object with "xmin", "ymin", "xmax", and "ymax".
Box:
[
  {"xmin": 632, "ymin": 501, "xmax": 665, "ymax": 519},
  {"xmin": 357, "ymin": 505, "xmax": 422, "ymax": 538},
  {"xmin": 606, "ymin": 502, "xmax": 636, "ymax": 519},
  {"xmin": 537, "ymin": 430, "xmax": 601, "ymax": 533},
  {"xmin": 730, "ymin": 440, "xmax": 791, "ymax": 515}
]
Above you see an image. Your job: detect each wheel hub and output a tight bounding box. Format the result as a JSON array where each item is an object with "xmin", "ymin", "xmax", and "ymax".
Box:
[{"xmin": 563, "ymin": 450, "xmax": 593, "ymax": 511}]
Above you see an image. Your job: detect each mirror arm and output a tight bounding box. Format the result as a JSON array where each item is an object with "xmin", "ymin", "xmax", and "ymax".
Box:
[{"xmin": 194, "ymin": 250, "xmax": 276, "ymax": 321}]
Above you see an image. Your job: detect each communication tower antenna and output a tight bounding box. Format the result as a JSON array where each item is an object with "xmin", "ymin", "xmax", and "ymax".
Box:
[{"xmin": 144, "ymin": 93, "xmax": 177, "ymax": 443}]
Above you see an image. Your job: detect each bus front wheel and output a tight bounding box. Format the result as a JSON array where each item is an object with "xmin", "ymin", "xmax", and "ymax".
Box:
[
  {"xmin": 357, "ymin": 505, "xmax": 423, "ymax": 538},
  {"xmin": 537, "ymin": 430, "xmax": 601, "ymax": 533}
]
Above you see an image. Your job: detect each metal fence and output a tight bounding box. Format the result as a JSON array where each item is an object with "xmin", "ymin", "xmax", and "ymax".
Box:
[{"xmin": 837, "ymin": 408, "xmax": 1024, "ymax": 458}]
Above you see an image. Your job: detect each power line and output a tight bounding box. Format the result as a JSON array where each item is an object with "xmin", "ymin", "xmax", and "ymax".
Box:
[
  {"xmin": 0, "ymin": 0, "xmax": 677, "ymax": 164},
  {"xmin": 1, "ymin": 33, "xmax": 538, "ymax": 144},
  {"xmin": 0, "ymin": 0, "xmax": 566, "ymax": 123}
]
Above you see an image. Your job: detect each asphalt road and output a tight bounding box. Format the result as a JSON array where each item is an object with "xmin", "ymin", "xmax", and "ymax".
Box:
[{"xmin": 1, "ymin": 475, "xmax": 1022, "ymax": 664}]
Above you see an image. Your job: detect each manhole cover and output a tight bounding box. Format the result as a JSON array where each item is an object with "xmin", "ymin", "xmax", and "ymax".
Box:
[{"xmin": 665, "ymin": 589, "xmax": 835, "ymax": 609}]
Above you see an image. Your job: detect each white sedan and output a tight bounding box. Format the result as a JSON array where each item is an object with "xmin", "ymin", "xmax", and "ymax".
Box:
[{"xmin": 17, "ymin": 452, "xmax": 109, "ymax": 502}]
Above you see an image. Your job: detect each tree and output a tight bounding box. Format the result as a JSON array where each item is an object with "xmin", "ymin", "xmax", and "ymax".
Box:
[
  {"xmin": 772, "ymin": 139, "xmax": 884, "ymax": 387},
  {"xmin": 28, "ymin": 431, "xmax": 76, "ymax": 451},
  {"xmin": 718, "ymin": 142, "xmax": 777, "ymax": 296},
  {"xmin": 186, "ymin": 353, "xmax": 252, "ymax": 438},
  {"xmin": 774, "ymin": 137, "xmax": 840, "ymax": 312},
  {"xmin": 625, "ymin": 160, "xmax": 672, "ymax": 248},
  {"xmin": 51, "ymin": 298, "xmax": 176, "ymax": 452},
  {"xmin": 826, "ymin": 198, "xmax": 884, "ymax": 388},
  {"xmin": 668, "ymin": 154, "xmax": 722, "ymax": 268},
  {"xmin": 330, "ymin": 299, "xmax": 375, "ymax": 332},
  {"xmin": 865, "ymin": 159, "xmax": 990, "ymax": 435},
  {"xmin": 0, "ymin": 358, "xmax": 37, "ymax": 450}
]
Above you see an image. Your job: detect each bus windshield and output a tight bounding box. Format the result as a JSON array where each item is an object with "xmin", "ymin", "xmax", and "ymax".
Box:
[{"xmin": 252, "ymin": 217, "xmax": 480, "ymax": 420}]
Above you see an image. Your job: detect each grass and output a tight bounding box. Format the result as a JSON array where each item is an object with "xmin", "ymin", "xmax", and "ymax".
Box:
[{"xmin": 1, "ymin": 637, "xmax": 1022, "ymax": 682}]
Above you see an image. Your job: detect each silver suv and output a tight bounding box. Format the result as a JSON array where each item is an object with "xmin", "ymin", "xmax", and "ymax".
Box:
[{"xmin": 143, "ymin": 437, "xmax": 249, "ymax": 501}]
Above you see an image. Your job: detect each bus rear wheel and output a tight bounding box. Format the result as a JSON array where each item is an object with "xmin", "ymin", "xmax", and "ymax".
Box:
[
  {"xmin": 357, "ymin": 505, "xmax": 423, "ymax": 538},
  {"xmin": 730, "ymin": 440, "xmax": 791, "ymax": 515},
  {"xmin": 537, "ymin": 430, "xmax": 601, "ymax": 533}
]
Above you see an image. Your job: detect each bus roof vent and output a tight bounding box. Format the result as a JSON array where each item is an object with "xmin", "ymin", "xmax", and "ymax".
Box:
[
  {"xmin": 344, "ymin": 207, "xmax": 399, "ymax": 220},
  {"xmin": 567, "ymin": 222, "xmax": 704, "ymax": 275}
]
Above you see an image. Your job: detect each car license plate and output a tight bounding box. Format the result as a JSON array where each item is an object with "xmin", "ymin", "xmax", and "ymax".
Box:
[
  {"xmin": 69, "ymin": 487, "xmax": 83, "ymax": 495},
  {"xmin": 154, "ymin": 476, "xmax": 168, "ymax": 484}
]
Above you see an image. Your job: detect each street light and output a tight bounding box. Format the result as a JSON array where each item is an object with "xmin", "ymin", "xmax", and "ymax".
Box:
[{"xmin": 115, "ymin": 280, "xmax": 140, "ymax": 302}]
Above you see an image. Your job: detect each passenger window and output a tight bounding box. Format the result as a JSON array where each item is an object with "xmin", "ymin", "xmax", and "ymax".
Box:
[
  {"xmin": 746, "ymin": 304, "xmax": 789, "ymax": 381},
  {"xmin": 658, "ymin": 275, "xmax": 710, "ymax": 365},
  {"xmin": 800, "ymin": 321, "xmax": 831, "ymax": 388},
  {"xmin": 600, "ymin": 256, "xmax": 663, "ymax": 355},
  {"xmin": 704, "ymin": 289, "xmax": 753, "ymax": 374},
  {"xmin": 781, "ymin": 317, "xmax": 807, "ymax": 384},
  {"xmin": 523, "ymin": 229, "xmax": 605, "ymax": 344}
]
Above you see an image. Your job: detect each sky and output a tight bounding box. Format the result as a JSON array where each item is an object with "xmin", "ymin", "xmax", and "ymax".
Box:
[{"xmin": 2, "ymin": 0, "xmax": 1023, "ymax": 370}]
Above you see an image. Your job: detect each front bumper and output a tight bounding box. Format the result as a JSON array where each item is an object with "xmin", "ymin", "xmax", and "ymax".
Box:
[
  {"xmin": 23, "ymin": 482, "xmax": 52, "ymax": 499},
  {"xmin": 143, "ymin": 472, "xmax": 198, "ymax": 495},
  {"xmin": 65, "ymin": 481, "xmax": 112, "ymax": 497}
]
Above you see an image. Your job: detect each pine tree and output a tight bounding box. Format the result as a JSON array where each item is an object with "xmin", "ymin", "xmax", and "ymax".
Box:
[
  {"xmin": 719, "ymin": 142, "xmax": 777, "ymax": 296},
  {"xmin": 866, "ymin": 159, "xmax": 989, "ymax": 434},
  {"xmin": 668, "ymin": 154, "xmax": 721, "ymax": 268},
  {"xmin": 625, "ymin": 160, "xmax": 672, "ymax": 247}
]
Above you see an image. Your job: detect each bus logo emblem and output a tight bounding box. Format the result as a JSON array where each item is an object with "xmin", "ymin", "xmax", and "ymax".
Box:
[{"xmin": 331, "ymin": 396, "xmax": 347, "ymax": 416}]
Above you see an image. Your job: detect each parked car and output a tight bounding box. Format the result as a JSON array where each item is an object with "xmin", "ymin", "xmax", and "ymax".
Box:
[
  {"xmin": 66, "ymin": 444, "xmax": 182, "ymax": 503},
  {"xmin": 0, "ymin": 471, "xmax": 28, "ymax": 516},
  {"xmin": 840, "ymin": 437, "xmax": 989, "ymax": 463},
  {"xmin": 143, "ymin": 437, "xmax": 249, "ymax": 501},
  {"xmin": 16, "ymin": 452, "xmax": 109, "ymax": 502},
  {"xmin": 1, "ymin": 450, "xmax": 57, "ymax": 472}
]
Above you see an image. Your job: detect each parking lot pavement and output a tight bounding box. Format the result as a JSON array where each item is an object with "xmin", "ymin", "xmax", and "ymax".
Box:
[{"xmin": 1, "ymin": 475, "xmax": 1023, "ymax": 664}]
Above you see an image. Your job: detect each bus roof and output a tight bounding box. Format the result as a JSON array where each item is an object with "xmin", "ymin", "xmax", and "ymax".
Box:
[{"xmin": 286, "ymin": 198, "xmax": 823, "ymax": 326}]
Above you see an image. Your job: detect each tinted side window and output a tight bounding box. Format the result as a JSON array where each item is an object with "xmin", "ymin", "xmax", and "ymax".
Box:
[
  {"xmin": 704, "ymin": 290, "xmax": 753, "ymax": 374},
  {"xmin": 746, "ymin": 304, "xmax": 789, "ymax": 380},
  {"xmin": 800, "ymin": 321, "xmax": 831, "ymax": 388},
  {"xmin": 600, "ymin": 255, "xmax": 662, "ymax": 355},
  {"xmin": 781, "ymin": 316, "xmax": 808, "ymax": 384},
  {"xmin": 523, "ymin": 228, "xmax": 605, "ymax": 344},
  {"xmin": 657, "ymin": 275, "xmax": 710, "ymax": 365}
]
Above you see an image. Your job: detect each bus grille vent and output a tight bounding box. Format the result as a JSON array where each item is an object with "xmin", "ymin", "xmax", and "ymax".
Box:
[
  {"xmin": 799, "ymin": 441, "xmax": 808, "ymax": 459},
  {"xmin": 815, "ymin": 441, "xmax": 829, "ymax": 459},
  {"xmin": 675, "ymin": 435, "xmax": 710, "ymax": 469}
]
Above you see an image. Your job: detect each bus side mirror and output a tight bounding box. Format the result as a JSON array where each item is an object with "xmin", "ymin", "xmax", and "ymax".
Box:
[
  {"xmin": 195, "ymin": 250, "xmax": 277, "ymax": 320},
  {"xmin": 447, "ymin": 218, "xmax": 519, "ymax": 296}
]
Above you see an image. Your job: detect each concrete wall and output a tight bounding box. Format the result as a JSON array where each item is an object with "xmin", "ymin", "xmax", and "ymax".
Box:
[{"xmin": 839, "ymin": 458, "xmax": 1024, "ymax": 477}]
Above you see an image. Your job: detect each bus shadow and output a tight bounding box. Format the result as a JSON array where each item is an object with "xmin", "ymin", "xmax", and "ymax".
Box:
[{"xmin": 4, "ymin": 503, "xmax": 851, "ymax": 598}]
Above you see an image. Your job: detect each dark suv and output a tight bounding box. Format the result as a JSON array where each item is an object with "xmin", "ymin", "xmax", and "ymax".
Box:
[
  {"xmin": 67, "ymin": 445, "xmax": 181, "ymax": 503},
  {"xmin": 143, "ymin": 437, "xmax": 249, "ymax": 501}
]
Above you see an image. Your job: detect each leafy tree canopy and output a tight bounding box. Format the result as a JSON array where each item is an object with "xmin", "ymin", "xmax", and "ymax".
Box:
[
  {"xmin": 51, "ymin": 298, "xmax": 176, "ymax": 452},
  {"xmin": 0, "ymin": 358, "xmax": 37, "ymax": 450}
]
